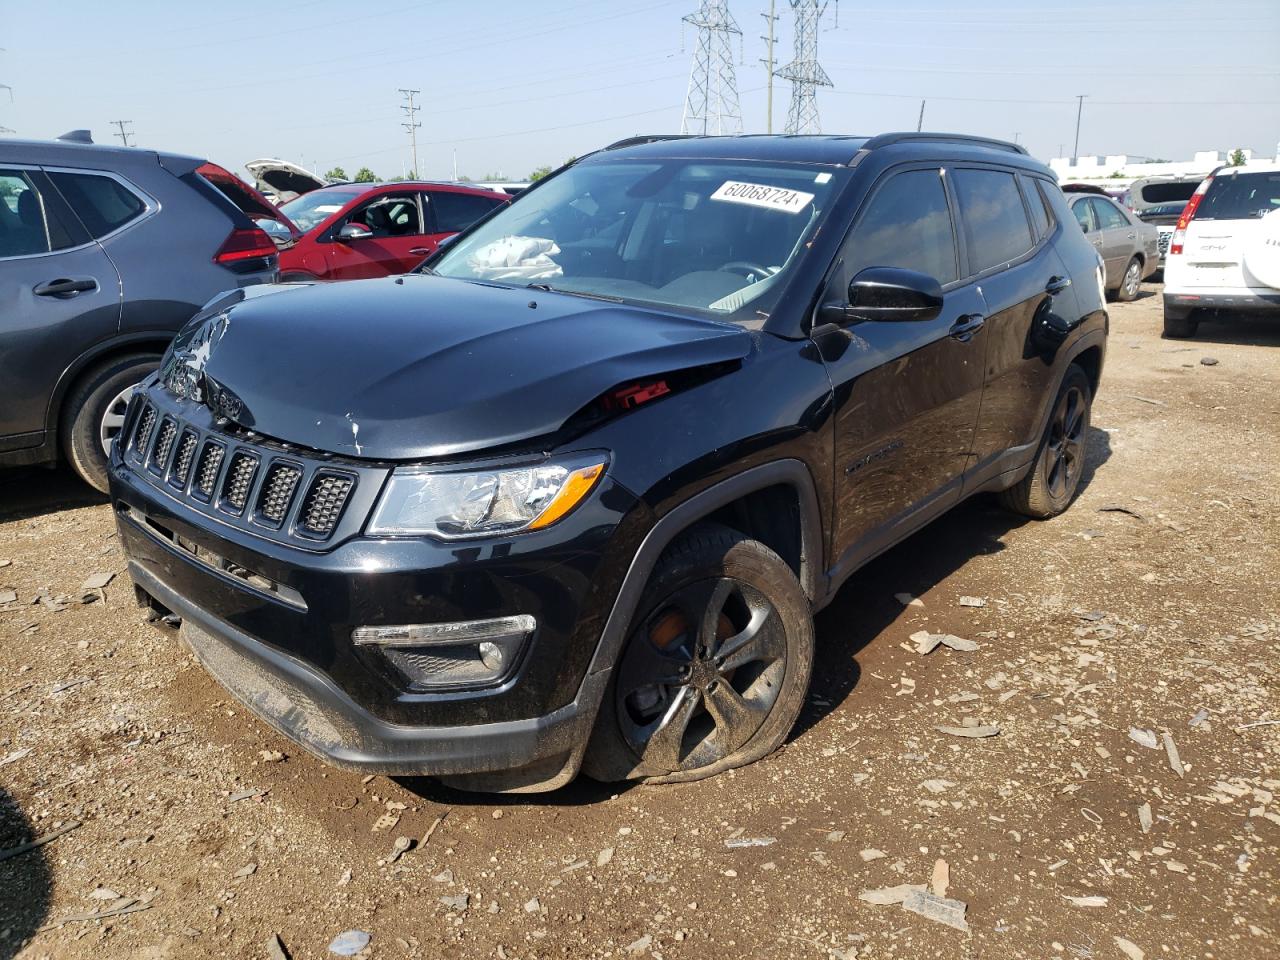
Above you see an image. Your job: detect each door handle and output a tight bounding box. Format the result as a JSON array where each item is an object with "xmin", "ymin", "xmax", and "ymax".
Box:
[
  {"xmin": 34, "ymin": 277, "xmax": 98, "ymax": 298},
  {"xmin": 1045, "ymin": 275, "xmax": 1072, "ymax": 295},
  {"xmin": 1126, "ymin": 232, "xmax": 1136, "ymax": 240},
  {"xmin": 949, "ymin": 313, "xmax": 985, "ymax": 341},
  {"xmin": 409, "ymin": 247, "xmax": 432, "ymax": 255}
]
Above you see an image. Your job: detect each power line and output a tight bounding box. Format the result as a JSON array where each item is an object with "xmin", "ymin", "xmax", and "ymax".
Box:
[
  {"xmin": 760, "ymin": 1, "xmax": 779, "ymax": 134},
  {"xmin": 110, "ymin": 120, "xmax": 134, "ymax": 147},
  {"xmin": 399, "ymin": 88, "xmax": 421, "ymax": 177},
  {"xmin": 681, "ymin": 1, "xmax": 744, "ymax": 136},
  {"xmin": 777, "ymin": 0, "xmax": 835, "ymax": 135}
]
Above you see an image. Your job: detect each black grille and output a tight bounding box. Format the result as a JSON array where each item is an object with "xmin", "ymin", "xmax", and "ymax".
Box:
[
  {"xmin": 298, "ymin": 473, "xmax": 355, "ymax": 537},
  {"xmin": 133, "ymin": 404, "xmax": 157, "ymax": 455},
  {"xmin": 149, "ymin": 418, "xmax": 177, "ymax": 472},
  {"xmin": 168, "ymin": 430, "xmax": 199, "ymax": 489},
  {"xmin": 193, "ymin": 442, "xmax": 226, "ymax": 500},
  {"xmin": 221, "ymin": 452, "xmax": 259, "ymax": 513},
  {"xmin": 256, "ymin": 462, "xmax": 302, "ymax": 526}
]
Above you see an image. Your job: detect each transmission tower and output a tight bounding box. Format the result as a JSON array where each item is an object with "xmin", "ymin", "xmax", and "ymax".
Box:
[
  {"xmin": 111, "ymin": 120, "xmax": 134, "ymax": 147},
  {"xmin": 777, "ymin": 0, "xmax": 835, "ymax": 135},
  {"xmin": 399, "ymin": 88, "xmax": 421, "ymax": 177},
  {"xmin": 680, "ymin": 1, "xmax": 743, "ymax": 136}
]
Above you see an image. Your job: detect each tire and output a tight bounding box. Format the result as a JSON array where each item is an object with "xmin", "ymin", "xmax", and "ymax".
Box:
[
  {"xmin": 582, "ymin": 524, "xmax": 814, "ymax": 785},
  {"xmin": 60, "ymin": 353, "xmax": 160, "ymax": 493},
  {"xmin": 1162, "ymin": 309, "xmax": 1200, "ymax": 339},
  {"xmin": 1116, "ymin": 256, "xmax": 1142, "ymax": 302},
  {"xmin": 999, "ymin": 364, "xmax": 1092, "ymax": 520}
]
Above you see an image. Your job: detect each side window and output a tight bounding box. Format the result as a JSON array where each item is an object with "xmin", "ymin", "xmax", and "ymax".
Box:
[
  {"xmin": 1020, "ymin": 176, "xmax": 1050, "ymax": 239},
  {"xmin": 351, "ymin": 194, "xmax": 422, "ymax": 238},
  {"xmin": 1071, "ymin": 198, "xmax": 1095, "ymax": 234},
  {"xmin": 952, "ymin": 168, "xmax": 1034, "ymax": 274},
  {"xmin": 429, "ymin": 191, "xmax": 504, "ymax": 234},
  {"xmin": 841, "ymin": 168, "xmax": 957, "ymax": 286},
  {"xmin": 1093, "ymin": 198, "xmax": 1129, "ymax": 230},
  {"xmin": 46, "ymin": 171, "xmax": 146, "ymax": 239},
  {"xmin": 0, "ymin": 169, "xmax": 84, "ymax": 258}
]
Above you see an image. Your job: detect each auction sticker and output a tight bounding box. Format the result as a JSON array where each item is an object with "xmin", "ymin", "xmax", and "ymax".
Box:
[{"xmin": 710, "ymin": 180, "xmax": 814, "ymax": 214}]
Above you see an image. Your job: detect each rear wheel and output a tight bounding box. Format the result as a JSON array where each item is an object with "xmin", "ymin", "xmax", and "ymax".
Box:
[
  {"xmin": 1000, "ymin": 364, "xmax": 1092, "ymax": 519},
  {"xmin": 1116, "ymin": 256, "xmax": 1142, "ymax": 302},
  {"xmin": 583, "ymin": 525, "xmax": 813, "ymax": 784},
  {"xmin": 61, "ymin": 353, "xmax": 160, "ymax": 493},
  {"xmin": 1162, "ymin": 307, "xmax": 1200, "ymax": 339}
]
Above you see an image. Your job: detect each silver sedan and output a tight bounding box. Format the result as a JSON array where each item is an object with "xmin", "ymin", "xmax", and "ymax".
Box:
[{"xmin": 1067, "ymin": 193, "xmax": 1161, "ymax": 301}]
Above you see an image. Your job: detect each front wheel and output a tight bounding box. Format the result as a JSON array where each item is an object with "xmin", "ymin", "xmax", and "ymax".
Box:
[
  {"xmin": 1000, "ymin": 364, "xmax": 1092, "ymax": 519},
  {"xmin": 1116, "ymin": 256, "xmax": 1142, "ymax": 302},
  {"xmin": 582, "ymin": 525, "xmax": 814, "ymax": 784}
]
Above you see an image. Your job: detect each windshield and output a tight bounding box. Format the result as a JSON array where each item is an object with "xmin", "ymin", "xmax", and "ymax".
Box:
[
  {"xmin": 1196, "ymin": 171, "xmax": 1280, "ymax": 221},
  {"xmin": 278, "ymin": 188, "xmax": 364, "ymax": 232},
  {"xmin": 429, "ymin": 159, "xmax": 843, "ymax": 320}
]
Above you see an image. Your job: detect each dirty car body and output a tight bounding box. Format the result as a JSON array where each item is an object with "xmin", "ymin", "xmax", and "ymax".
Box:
[{"xmin": 110, "ymin": 133, "xmax": 1107, "ymax": 791}]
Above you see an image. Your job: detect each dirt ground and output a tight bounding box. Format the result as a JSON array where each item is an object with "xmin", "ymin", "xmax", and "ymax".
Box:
[{"xmin": 1, "ymin": 287, "xmax": 1277, "ymax": 960}]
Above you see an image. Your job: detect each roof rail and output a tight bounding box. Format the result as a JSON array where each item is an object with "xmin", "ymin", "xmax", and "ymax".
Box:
[
  {"xmin": 603, "ymin": 134, "xmax": 698, "ymax": 151},
  {"xmin": 861, "ymin": 132, "xmax": 1028, "ymax": 156}
]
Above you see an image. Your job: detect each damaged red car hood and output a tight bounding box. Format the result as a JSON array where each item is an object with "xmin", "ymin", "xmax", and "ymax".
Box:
[{"xmin": 179, "ymin": 275, "xmax": 753, "ymax": 460}]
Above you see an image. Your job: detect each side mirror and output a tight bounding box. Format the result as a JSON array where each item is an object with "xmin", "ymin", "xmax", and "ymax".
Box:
[
  {"xmin": 822, "ymin": 266, "xmax": 944, "ymax": 325},
  {"xmin": 337, "ymin": 222, "xmax": 373, "ymax": 242}
]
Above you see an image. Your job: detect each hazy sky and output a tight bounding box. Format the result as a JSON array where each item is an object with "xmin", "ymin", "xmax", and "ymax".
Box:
[{"xmin": 3, "ymin": 0, "xmax": 1277, "ymax": 181}]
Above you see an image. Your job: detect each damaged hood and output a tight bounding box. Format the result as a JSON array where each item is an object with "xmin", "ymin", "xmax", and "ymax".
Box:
[
  {"xmin": 169, "ymin": 275, "xmax": 752, "ymax": 460},
  {"xmin": 245, "ymin": 158, "xmax": 332, "ymax": 201}
]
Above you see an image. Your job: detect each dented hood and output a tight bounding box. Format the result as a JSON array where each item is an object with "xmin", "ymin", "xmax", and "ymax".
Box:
[{"xmin": 186, "ymin": 275, "xmax": 752, "ymax": 460}]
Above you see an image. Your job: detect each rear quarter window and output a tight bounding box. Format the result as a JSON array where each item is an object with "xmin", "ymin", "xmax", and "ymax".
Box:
[
  {"xmin": 1196, "ymin": 171, "xmax": 1280, "ymax": 221},
  {"xmin": 429, "ymin": 191, "xmax": 505, "ymax": 234},
  {"xmin": 952, "ymin": 168, "xmax": 1034, "ymax": 274},
  {"xmin": 47, "ymin": 171, "xmax": 147, "ymax": 238}
]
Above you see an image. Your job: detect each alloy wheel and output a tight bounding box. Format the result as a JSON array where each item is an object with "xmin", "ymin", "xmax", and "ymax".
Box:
[
  {"xmin": 1123, "ymin": 261, "xmax": 1141, "ymax": 298},
  {"xmin": 99, "ymin": 383, "xmax": 139, "ymax": 456},
  {"xmin": 615, "ymin": 577, "xmax": 787, "ymax": 774},
  {"xmin": 1044, "ymin": 384, "xmax": 1086, "ymax": 500}
]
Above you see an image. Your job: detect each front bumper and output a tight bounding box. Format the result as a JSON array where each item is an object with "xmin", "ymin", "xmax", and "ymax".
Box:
[{"xmin": 109, "ymin": 390, "xmax": 648, "ymax": 786}]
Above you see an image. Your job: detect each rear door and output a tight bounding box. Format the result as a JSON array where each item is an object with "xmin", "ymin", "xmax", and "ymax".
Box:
[
  {"xmin": 1069, "ymin": 196, "xmax": 1104, "ymax": 271},
  {"xmin": 326, "ymin": 191, "xmax": 429, "ymax": 278},
  {"xmin": 422, "ymin": 189, "xmax": 507, "ymax": 259},
  {"xmin": 822, "ymin": 165, "xmax": 987, "ymax": 568},
  {"xmin": 1091, "ymin": 197, "xmax": 1135, "ymax": 283},
  {"xmin": 0, "ymin": 167, "xmax": 121, "ymax": 443}
]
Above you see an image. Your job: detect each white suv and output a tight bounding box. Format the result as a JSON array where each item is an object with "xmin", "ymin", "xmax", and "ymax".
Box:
[{"xmin": 1162, "ymin": 163, "xmax": 1280, "ymax": 338}]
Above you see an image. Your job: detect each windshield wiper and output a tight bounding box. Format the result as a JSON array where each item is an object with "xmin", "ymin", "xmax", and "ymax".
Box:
[{"xmin": 525, "ymin": 282, "xmax": 624, "ymax": 304}]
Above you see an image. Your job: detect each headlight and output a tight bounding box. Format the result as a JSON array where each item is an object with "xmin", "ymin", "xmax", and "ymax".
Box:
[{"xmin": 367, "ymin": 455, "xmax": 607, "ymax": 538}]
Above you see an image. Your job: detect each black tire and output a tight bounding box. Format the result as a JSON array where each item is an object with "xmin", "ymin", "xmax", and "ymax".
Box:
[
  {"xmin": 999, "ymin": 364, "xmax": 1092, "ymax": 520},
  {"xmin": 1162, "ymin": 309, "xmax": 1200, "ymax": 339},
  {"xmin": 1116, "ymin": 256, "xmax": 1142, "ymax": 302},
  {"xmin": 582, "ymin": 524, "xmax": 814, "ymax": 785},
  {"xmin": 60, "ymin": 353, "xmax": 160, "ymax": 493}
]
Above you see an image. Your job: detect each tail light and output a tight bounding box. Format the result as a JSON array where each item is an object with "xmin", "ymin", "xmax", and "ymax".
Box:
[
  {"xmin": 214, "ymin": 227, "xmax": 277, "ymax": 265},
  {"xmin": 1168, "ymin": 176, "xmax": 1212, "ymax": 256}
]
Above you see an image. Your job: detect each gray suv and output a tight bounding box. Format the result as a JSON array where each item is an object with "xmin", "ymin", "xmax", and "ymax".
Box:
[{"xmin": 0, "ymin": 132, "xmax": 282, "ymax": 491}]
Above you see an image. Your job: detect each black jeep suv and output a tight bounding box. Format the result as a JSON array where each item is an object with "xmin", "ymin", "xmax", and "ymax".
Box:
[{"xmin": 110, "ymin": 133, "xmax": 1106, "ymax": 792}]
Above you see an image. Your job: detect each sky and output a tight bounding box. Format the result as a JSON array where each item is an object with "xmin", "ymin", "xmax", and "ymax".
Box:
[{"xmin": 2, "ymin": 0, "xmax": 1278, "ymax": 182}]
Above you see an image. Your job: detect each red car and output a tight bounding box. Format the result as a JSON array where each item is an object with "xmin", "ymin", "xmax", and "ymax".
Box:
[{"xmin": 252, "ymin": 181, "xmax": 509, "ymax": 281}]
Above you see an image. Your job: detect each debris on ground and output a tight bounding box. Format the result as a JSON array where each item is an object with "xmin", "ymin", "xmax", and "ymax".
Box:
[
  {"xmin": 929, "ymin": 858, "xmax": 949, "ymax": 896},
  {"xmin": 936, "ymin": 722, "xmax": 1000, "ymax": 738},
  {"xmin": 1162, "ymin": 732, "xmax": 1186, "ymax": 777},
  {"xmin": 1063, "ymin": 895, "xmax": 1109, "ymax": 907},
  {"xmin": 958, "ymin": 595, "xmax": 986, "ymax": 607},
  {"xmin": 328, "ymin": 930, "xmax": 371, "ymax": 956},
  {"xmin": 894, "ymin": 592, "xmax": 924, "ymax": 607},
  {"xmin": 1128, "ymin": 727, "xmax": 1159, "ymax": 749},
  {"xmin": 386, "ymin": 836, "xmax": 414, "ymax": 863},
  {"xmin": 0, "ymin": 820, "xmax": 80, "ymax": 863},
  {"xmin": 901, "ymin": 889, "xmax": 969, "ymax": 932},
  {"xmin": 725, "ymin": 836, "xmax": 776, "ymax": 848},
  {"xmin": 1114, "ymin": 937, "xmax": 1146, "ymax": 960},
  {"xmin": 267, "ymin": 933, "xmax": 291, "ymax": 960},
  {"xmin": 1200, "ymin": 357, "xmax": 1219, "ymax": 366},
  {"xmin": 858, "ymin": 884, "xmax": 925, "ymax": 905}
]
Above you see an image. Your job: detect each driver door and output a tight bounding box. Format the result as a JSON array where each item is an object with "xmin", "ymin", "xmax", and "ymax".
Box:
[{"xmin": 326, "ymin": 192, "xmax": 428, "ymax": 279}]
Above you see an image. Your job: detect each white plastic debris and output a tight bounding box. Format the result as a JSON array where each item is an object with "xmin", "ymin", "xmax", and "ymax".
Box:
[
  {"xmin": 1128, "ymin": 727, "xmax": 1159, "ymax": 749},
  {"xmin": 858, "ymin": 883, "xmax": 924, "ymax": 905},
  {"xmin": 725, "ymin": 836, "xmax": 776, "ymax": 848},
  {"xmin": 958, "ymin": 596, "xmax": 986, "ymax": 608},
  {"xmin": 328, "ymin": 930, "xmax": 371, "ymax": 956},
  {"xmin": 1063, "ymin": 895, "xmax": 1108, "ymax": 907},
  {"xmin": 901, "ymin": 889, "xmax": 969, "ymax": 931}
]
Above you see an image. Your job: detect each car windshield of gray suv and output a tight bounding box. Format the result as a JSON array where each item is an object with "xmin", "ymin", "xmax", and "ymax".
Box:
[{"xmin": 429, "ymin": 159, "xmax": 841, "ymax": 320}]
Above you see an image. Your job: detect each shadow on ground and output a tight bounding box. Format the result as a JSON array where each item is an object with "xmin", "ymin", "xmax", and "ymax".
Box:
[
  {"xmin": 0, "ymin": 466, "xmax": 105, "ymax": 524},
  {"xmin": 0, "ymin": 787, "xmax": 52, "ymax": 959},
  {"xmin": 1177, "ymin": 311, "xmax": 1280, "ymax": 348}
]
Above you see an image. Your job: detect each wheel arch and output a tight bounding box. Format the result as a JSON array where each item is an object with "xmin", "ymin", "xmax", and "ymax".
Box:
[{"xmin": 45, "ymin": 332, "xmax": 172, "ymax": 439}]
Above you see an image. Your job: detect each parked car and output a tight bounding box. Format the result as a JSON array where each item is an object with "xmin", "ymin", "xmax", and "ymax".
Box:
[
  {"xmin": 255, "ymin": 181, "xmax": 509, "ymax": 281},
  {"xmin": 1122, "ymin": 175, "xmax": 1204, "ymax": 269},
  {"xmin": 1064, "ymin": 189, "xmax": 1159, "ymax": 300},
  {"xmin": 245, "ymin": 158, "xmax": 341, "ymax": 205},
  {"xmin": 110, "ymin": 132, "xmax": 1106, "ymax": 792},
  {"xmin": 1162, "ymin": 163, "xmax": 1280, "ymax": 337},
  {"xmin": 0, "ymin": 131, "xmax": 280, "ymax": 492}
]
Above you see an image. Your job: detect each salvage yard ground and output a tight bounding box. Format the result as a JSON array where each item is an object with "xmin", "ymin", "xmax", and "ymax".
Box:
[{"xmin": 1, "ymin": 287, "xmax": 1277, "ymax": 960}]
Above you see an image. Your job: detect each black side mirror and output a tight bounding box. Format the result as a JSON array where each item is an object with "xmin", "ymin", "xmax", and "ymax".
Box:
[
  {"xmin": 821, "ymin": 266, "xmax": 943, "ymax": 325},
  {"xmin": 337, "ymin": 222, "xmax": 374, "ymax": 242}
]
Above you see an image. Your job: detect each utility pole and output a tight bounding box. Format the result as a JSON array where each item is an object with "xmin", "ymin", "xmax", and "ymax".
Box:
[
  {"xmin": 916, "ymin": 99, "xmax": 925, "ymax": 132},
  {"xmin": 110, "ymin": 120, "xmax": 134, "ymax": 147},
  {"xmin": 760, "ymin": 1, "xmax": 778, "ymax": 134},
  {"xmin": 777, "ymin": 0, "xmax": 836, "ymax": 135},
  {"xmin": 399, "ymin": 88, "xmax": 421, "ymax": 178},
  {"xmin": 681, "ymin": 2, "xmax": 744, "ymax": 135},
  {"xmin": 1072, "ymin": 94, "xmax": 1087, "ymax": 163}
]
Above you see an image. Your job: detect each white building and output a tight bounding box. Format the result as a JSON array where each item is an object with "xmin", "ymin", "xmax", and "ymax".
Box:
[{"xmin": 1047, "ymin": 147, "xmax": 1278, "ymax": 188}]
